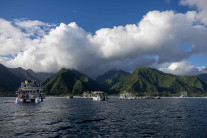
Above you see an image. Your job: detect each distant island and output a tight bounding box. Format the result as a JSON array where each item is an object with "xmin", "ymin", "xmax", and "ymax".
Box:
[{"xmin": 0, "ymin": 63, "xmax": 207, "ymax": 97}]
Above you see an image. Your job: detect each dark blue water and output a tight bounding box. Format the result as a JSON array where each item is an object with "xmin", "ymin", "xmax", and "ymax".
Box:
[{"xmin": 0, "ymin": 97, "xmax": 207, "ymax": 137}]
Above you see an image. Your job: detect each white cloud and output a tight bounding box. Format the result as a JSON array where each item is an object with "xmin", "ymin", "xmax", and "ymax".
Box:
[
  {"xmin": 1, "ymin": 0, "xmax": 207, "ymax": 78},
  {"xmin": 0, "ymin": 18, "xmax": 25, "ymax": 39},
  {"xmin": 180, "ymin": 0, "xmax": 207, "ymax": 25},
  {"xmin": 158, "ymin": 61, "xmax": 207, "ymax": 75},
  {"xmin": 14, "ymin": 19, "xmax": 46, "ymax": 28},
  {"xmin": 14, "ymin": 19, "xmax": 55, "ymax": 37},
  {"xmin": 0, "ymin": 18, "xmax": 28, "ymax": 56}
]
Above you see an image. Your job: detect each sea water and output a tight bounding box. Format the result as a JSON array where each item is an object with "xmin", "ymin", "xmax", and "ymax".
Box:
[{"xmin": 0, "ymin": 97, "xmax": 207, "ymax": 137}]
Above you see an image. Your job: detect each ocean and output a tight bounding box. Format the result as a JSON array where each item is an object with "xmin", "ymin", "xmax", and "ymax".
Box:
[{"xmin": 0, "ymin": 97, "xmax": 207, "ymax": 137}]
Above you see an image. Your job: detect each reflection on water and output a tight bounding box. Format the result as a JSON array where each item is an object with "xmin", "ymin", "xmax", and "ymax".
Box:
[{"xmin": 0, "ymin": 97, "xmax": 207, "ymax": 137}]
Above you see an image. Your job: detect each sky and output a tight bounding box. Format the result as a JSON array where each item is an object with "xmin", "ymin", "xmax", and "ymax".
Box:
[{"xmin": 0, "ymin": 0, "xmax": 207, "ymax": 78}]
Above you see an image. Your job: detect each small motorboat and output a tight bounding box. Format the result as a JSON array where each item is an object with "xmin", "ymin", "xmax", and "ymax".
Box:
[{"xmin": 91, "ymin": 91, "xmax": 107, "ymax": 101}]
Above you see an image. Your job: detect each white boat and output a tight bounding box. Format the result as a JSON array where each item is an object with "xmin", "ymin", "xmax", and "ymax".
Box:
[
  {"xmin": 180, "ymin": 91, "xmax": 188, "ymax": 98},
  {"xmin": 15, "ymin": 80, "xmax": 45, "ymax": 103},
  {"xmin": 91, "ymin": 91, "xmax": 107, "ymax": 101},
  {"xmin": 119, "ymin": 92, "xmax": 136, "ymax": 100},
  {"xmin": 83, "ymin": 91, "xmax": 91, "ymax": 98}
]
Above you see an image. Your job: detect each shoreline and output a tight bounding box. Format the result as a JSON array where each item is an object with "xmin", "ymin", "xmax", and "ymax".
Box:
[{"xmin": 1, "ymin": 96, "xmax": 207, "ymax": 98}]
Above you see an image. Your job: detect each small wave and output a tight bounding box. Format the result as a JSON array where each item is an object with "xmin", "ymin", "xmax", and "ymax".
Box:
[
  {"xmin": 13, "ymin": 113, "xmax": 34, "ymax": 118},
  {"xmin": 14, "ymin": 132, "xmax": 25, "ymax": 137},
  {"xmin": 77, "ymin": 118, "xmax": 106, "ymax": 124},
  {"xmin": 55, "ymin": 125, "xmax": 73, "ymax": 131},
  {"xmin": 45, "ymin": 120, "xmax": 61, "ymax": 126}
]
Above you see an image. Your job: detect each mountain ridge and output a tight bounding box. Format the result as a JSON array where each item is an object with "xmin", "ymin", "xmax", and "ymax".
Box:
[
  {"xmin": 42, "ymin": 68, "xmax": 103, "ymax": 95},
  {"xmin": 8, "ymin": 67, "xmax": 54, "ymax": 82},
  {"xmin": 96, "ymin": 69, "xmax": 130, "ymax": 89},
  {"xmin": 0, "ymin": 64, "xmax": 21, "ymax": 92},
  {"xmin": 0, "ymin": 64, "xmax": 54, "ymax": 95},
  {"xmin": 0, "ymin": 64, "xmax": 207, "ymax": 96},
  {"xmin": 109, "ymin": 67, "xmax": 207, "ymax": 96},
  {"xmin": 197, "ymin": 73, "xmax": 207, "ymax": 82}
]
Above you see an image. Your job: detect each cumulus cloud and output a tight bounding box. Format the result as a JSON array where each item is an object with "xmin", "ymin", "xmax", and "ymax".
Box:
[
  {"xmin": 0, "ymin": 18, "xmax": 28, "ymax": 56},
  {"xmin": 158, "ymin": 61, "xmax": 207, "ymax": 75},
  {"xmin": 180, "ymin": 0, "xmax": 207, "ymax": 25},
  {"xmin": 1, "ymin": 0, "xmax": 207, "ymax": 78},
  {"xmin": 14, "ymin": 19, "xmax": 55, "ymax": 37}
]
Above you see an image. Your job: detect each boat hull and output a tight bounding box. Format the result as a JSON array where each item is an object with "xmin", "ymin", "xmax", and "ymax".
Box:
[
  {"xmin": 92, "ymin": 96, "xmax": 105, "ymax": 101},
  {"xmin": 120, "ymin": 96, "xmax": 136, "ymax": 100}
]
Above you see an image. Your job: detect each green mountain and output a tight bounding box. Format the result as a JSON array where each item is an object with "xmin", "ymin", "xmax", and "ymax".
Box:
[
  {"xmin": 1, "ymin": 63, "xmax": 207, "ymax": 97},
  {"xmin": 0, "ymin": 64, "xmax": 21, "ymax": 95},
  {"xmin": 42, "ymin": 68, "xmax": 102, "ymax": 95},
  {"xmin": 197, "ymin": 73, "xmax": 207, "ymax": 82},
  {"xmin": 0, "ymin": 64, "xmax": 54, "ymax": 96},
  {"xmin": 96, "ymin": 70, "xmax": 130, "ymax": 89},
  {"xmin": 109, "ymin": 67, "xmax": 207, "ymax": 96},
  {"xmin": 8, "ymin": 67, "xmax": 53, "ymax": 82}
]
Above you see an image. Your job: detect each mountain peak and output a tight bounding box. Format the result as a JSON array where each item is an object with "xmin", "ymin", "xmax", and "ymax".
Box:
[
  {"xmin": 110, "ymin": 67, "xmax": 207, "ymax": 95},
  {"xmin": 134, "ymin": 67, "xmax": 165, "ymax": 75},
  {"xmin": 96, "ymin": 69, "xmax": 130, "ymax": 82},
  {"xmin": 42, "ymin": 68, "xmax": 101, "ymax": 95},
  {"xmin": 0, "ymin": 64, "xmax": 6, "ymax": 69},
  {"xmin": 135, "ymin": 67, "xmax": 157, "ymax": 71},
  {"xmin": 197, "ymin": 73, "xmax": 207, "ymax": 82}
]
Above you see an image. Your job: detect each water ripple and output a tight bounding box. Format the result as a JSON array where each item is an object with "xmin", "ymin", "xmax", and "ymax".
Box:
[{"xmin": 0, "ymin": 97, "xmax": 207, "ymax": 137}]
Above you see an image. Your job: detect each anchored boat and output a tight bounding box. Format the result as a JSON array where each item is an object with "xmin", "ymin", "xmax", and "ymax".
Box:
[
  {"xmin": 83, "ymin": 91, "xmax": 91, "ymax": 98},
  {"xmin": 91, "ymin": 91, "xmax": 107, "ymax": 101},
  {"xmin": 180, "ymin": 91, "xmax": 188, "ymax": 98},
  {"xmin": 15, "ymin": 80, "xmax": 45, "ymax": 103},
  {"xmin": 119, "ymin": 92, "xmax": 136, "ymax": 100}
]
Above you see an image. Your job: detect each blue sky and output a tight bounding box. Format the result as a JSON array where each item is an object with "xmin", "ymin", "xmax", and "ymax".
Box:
[
  {"xmin": 0, "ymin": 0, "xmax": 207, "ymax": 77},
  {"xmin": 0, "ymin": 0, "xmax": 189, "ymax": 32}
]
